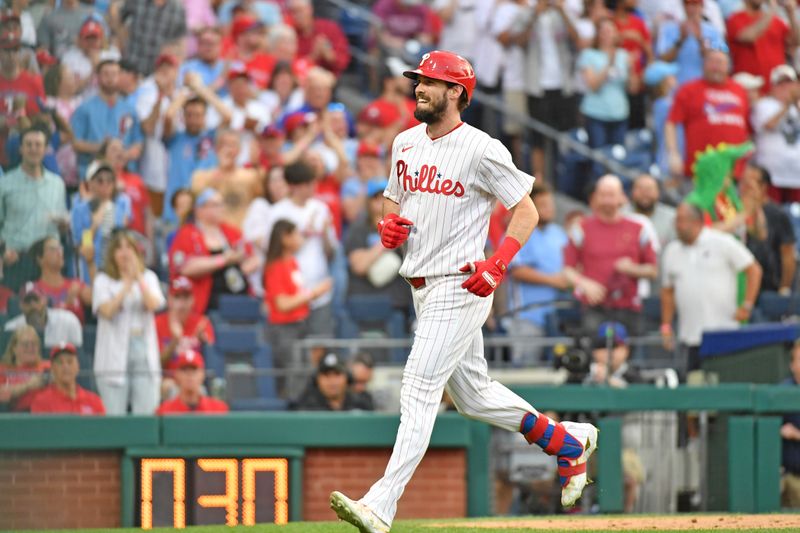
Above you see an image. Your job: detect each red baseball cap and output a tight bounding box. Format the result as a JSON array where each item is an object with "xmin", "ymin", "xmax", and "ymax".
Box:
[
  {"xmin": 260, "ymin": 124, "xmax": 284, "ymax": 139},
  {"xmin": 170, "ymin": 276, "xmax": 194, "ymax": 295},
  {"xmin": 231, "ymin": 14, "xmax": 263, "ymax": 39},
  {"xmin": 357, "ymin": 141, "xmax": 381, "ymax": 158},
  {"xmin": 283, "ymin": 111, "xmax": 315, "ymax": 136},
  {"xmin": 50, "ymin": 342, "xmax": 78, "ymax": 360},
  {"xmin": 358, "ymin": 100, "xmax": 399, "ymax": 128},
  {"xmin": 80, "ymin": 19, "xmax": 104, "ymax": 38},
  {"xmin": 175, "ymin": 349, "xmax": 205, "ymax": 369},
  {"xmin": 154, "ymin": 53, "xmax": 179, "ymax": 70},
  {"xmin": 36, "ymin": 49, "xmax": 58, "ymax": 66},
  {"xmin": 227, "ymin": 65, "xmax": 251, "ymax": 82}
]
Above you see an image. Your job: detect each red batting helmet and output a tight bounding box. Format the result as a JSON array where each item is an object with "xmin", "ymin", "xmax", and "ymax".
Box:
[{"xmin": 403, "ymin": 50, "xmax": 476, "ymax": 101}]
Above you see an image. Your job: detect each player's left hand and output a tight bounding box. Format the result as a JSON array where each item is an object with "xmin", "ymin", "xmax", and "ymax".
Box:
[{"xmin": 460, "ymin": 258, "xmax": 507, "ymax": 297}]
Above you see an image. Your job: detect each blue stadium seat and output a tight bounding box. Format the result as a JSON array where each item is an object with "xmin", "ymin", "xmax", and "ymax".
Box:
[
  {"xmin": 784, "ymin": 203, "xmax": 800, "ymax": 255},
  {"xmin": 339, "ymin": 294, "xmax": 408, "ymax": 362},
  {"xmin": 556, "ymin": 128, "xmax": 592, "ymax": 199},
  {"xmin": 227, "ymin": 346, "xmax": 286, "ymax": 411},
  {"xmin": 624, "ymin": 128, "xmax": 654, "ymax": 155},
  {"xmin": 202, "ymin": 343, "xmax": 226, "ymax": 382},
  {"xmin": 215, "ymin": 326, "xmax": 260, "ymax": 354},
  {"xmin": 755, "ymin": 291, "xmax": 792, "ymax": 322},
  {"xmin": 217, "ymin": 294, "xmax": 263, "ymax": 324}
]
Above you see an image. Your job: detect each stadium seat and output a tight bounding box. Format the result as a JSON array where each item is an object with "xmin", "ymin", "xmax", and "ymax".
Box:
[
  {"xmin": 217, "ymin": 294, "xmax": 263, "ymax": 324},
  {"xmin": 755, "ymin": 291, "xmax": 793, "ymax": 322},
  {"xmin": 227, "ymin": 346, "xmax": 286, "ymax": 411},
  {"xmin": 339, "ymin": 294, "xmax": 408, "ymax": 363},
  {"xmin": 784, "ymin": 203, "xmax": 800, "ymax": 255},
  {"xmin": 556, "ymin": 128, "xmax": 592, "ymax": 200},
  {"xmin": 215, "ymin": 326, "xmax": 260, "ymax": 354}
]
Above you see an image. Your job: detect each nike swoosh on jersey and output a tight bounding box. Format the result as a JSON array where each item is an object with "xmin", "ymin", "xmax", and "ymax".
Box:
[{"xmin": 401, "ymin": 146, "xmax": 413, "ymax": 152}]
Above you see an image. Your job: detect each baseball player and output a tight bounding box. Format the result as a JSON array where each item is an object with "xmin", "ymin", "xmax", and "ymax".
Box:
[{"xmin": 330, "ymin": 51, "xmax": 598, "ymax": 533}]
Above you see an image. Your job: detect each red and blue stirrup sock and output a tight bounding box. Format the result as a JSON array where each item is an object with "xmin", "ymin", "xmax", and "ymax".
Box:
[{"xmin": 520, "ymin": 412, "xmax": 585, "ymax": 486}]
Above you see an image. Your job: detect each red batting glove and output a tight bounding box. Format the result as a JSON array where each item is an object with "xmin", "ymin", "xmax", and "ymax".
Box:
[
  {"xmin": 460, "ymin": 237, "xmax": 521, "ymax": 297},
  {"xmin": 377, "ymin": 213, "xmax": 413, "ymax": 249}
]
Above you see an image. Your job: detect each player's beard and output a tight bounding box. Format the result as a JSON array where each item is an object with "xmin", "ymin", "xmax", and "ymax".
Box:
[{"xmin": 414, "ymin": 95, "xmax": 448, "ymax": 124}]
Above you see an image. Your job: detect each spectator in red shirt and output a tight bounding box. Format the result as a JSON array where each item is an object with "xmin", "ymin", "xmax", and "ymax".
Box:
[
  {"xmin": 30, "ymin": 342, "xmax": 105, "ymax": 415},
  {"xmin": 100, "ymin": 137, "xmax": 152, "ymax": 240},
  {"xmin": 612, "ymin": 0, "xmax": 652, "ymax": 129},
  {"xmin": 665, "ymin": 41, "xmax": 751, "ymax": 179},
  {"xmin": 371, "ymin": 0, "xmax": 435, "ymax": 58},
  {"xmin": 727, "ymin": 0, "xmax": 799, "ymax": 93},
  {"xmin": 31, "ymin": 236, "xmax": 92, "ymax": 325},
  {"xmin": 563, "ymin": 175, "xmax": 658, "ymax": 334},
  {"xmin": 264, "ymin": 219, "xmax": 333, "ymax": 395},
  {"xmin": 155, "ymin": 276, "xmax": 215, "ymax": 372},
  {"xmin": 0, "ymin": 30, "xmax": 43, "ymax": 166},
  {"xmin": 227, "ymin": 14, "xmax": 276, "ymax": 89},
  {"xmin": 0, "ymin": 325, "xmax": 47, "ymax": 412},
  {"xmin": 287, "ymin": 0, "xmax": 351, "ymax": 77},
  {"xmin": 156, "ymin": 350, "xmax": 229, "ymax": 414},
  {"xmin": 169, "ymin": 188, "xmax": 260, "ymax": 314}
]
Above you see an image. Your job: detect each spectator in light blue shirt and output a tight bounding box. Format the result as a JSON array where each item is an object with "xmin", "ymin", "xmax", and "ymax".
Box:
[
  {"xmin": 162, "ymin": 97, "xmax": 216, "ymax": 223},
  {"xmin": 643, "ymin": 61, "xmax": 685, "ymax": 183},
  {"xmin": 70, "ymin": 60, "xmax": 143, "ymax": 180},
  {"xmin": 71, "ymin": 161, "xmax": 131, "ymax": 283},
  {"xmin": 576, "ymin": 19, "xmax": 632, "ymax": 149},
  {"xmin": 655, "ymin": 0, "xmax": 722, "ymax": 85},
  {"xmin": 506, "ymin": 184, "xmax": 570, "ymax": 366},
  {"xmin": 179, "ymin": 27, "xmax": 227, "ymax": 93},
  {"xmin": 217, "ymin": 0, "xmax": 282, "ymax": 27}
]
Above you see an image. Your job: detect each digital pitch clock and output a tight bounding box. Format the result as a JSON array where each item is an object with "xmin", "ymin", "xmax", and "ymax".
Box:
[{"xmin": 135, "ymin": 457, "xmax": 289, "ymax": 528}]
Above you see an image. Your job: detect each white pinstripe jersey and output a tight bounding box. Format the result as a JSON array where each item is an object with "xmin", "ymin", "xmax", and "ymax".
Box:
[{"xmin": 384, "ymin": 122, "xmax": 535, "ymax": 278}]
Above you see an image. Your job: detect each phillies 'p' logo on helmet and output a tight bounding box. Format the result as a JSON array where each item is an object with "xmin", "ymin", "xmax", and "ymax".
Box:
[{"xmin": 403, "ymin": 50, "xmax": 477, "ymax": 102}]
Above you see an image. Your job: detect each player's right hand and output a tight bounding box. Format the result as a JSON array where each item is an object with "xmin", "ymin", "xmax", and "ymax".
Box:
[{"xmin": 377, "ymin": 213, "xmax": 413, "ymax": 249}]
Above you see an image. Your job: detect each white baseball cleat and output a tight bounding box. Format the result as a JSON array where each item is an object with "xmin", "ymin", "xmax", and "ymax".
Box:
[
  {"xmin": 558, "ymin": 421, "xmax": 599, "ymax": 508},
  {"xmin": 330, "ymin": 491, "xmax": 391, "ymax": 533}
]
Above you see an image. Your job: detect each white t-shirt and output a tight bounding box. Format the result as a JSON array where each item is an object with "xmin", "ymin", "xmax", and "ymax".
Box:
[
  {"xmin": 433, "ymin": 0, "xmax": 479, "ymax": 60},
  {"xmin": 263, "ymin": 197, "xmax": 337, "ymax": 308},
  {"xmin": 207, "ymin": 97, "xmax": 271, "ymax": 167},
  {"xmin": 752, "ymin": 96, "xmax": 800, "ymax": 188},
  {"xmin": 384, "ymin": 122, "xmax": 534, "ymax": 278},
  {"xmin": 471, "ymin": 0, "xmax": 505, "ymax": 87},
  {"xmin": 62, "ymin": 45, "xmax": 121, "ymax": 83},
  {"xmin": 4, "ymin": 309, "xmax": 83, "ymax": 349},
  {"xmin": 662, "ymin": 228, "xmax": 754, "ymax": 345},
  {"xmin": 535, "ymin": 8, "xmax": 564, "ymax": 90},
  {"xmin": 136, "ymin": 77, "xmax": 172, "ymax": 192},
  {"xmin": 494, "ymin": 2, "xmax": 527, "ymax": 92}
]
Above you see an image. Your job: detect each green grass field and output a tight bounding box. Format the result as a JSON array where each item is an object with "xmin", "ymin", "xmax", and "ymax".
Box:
[{"xmin": 11, "ymin": 515, "xmax": 800, "ymax": 533}]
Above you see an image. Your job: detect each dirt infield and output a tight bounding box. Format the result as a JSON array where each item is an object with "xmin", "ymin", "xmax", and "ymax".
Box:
[{"xmin": 434, "ymin": 514, "xmax": 800, "ymax": 530}]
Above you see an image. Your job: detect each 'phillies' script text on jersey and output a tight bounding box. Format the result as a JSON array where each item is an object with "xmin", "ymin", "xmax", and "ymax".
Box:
[
  {"xmin": 385, "ymin": 122, "xmax": 534, "ymax": 278},
  {"xmin": 396, "ymin": 160, "xmax": 466, "ymax": 197}
]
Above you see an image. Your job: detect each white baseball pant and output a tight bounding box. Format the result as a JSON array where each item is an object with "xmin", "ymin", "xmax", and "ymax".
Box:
[{"xmin": 360, "ymin": 275, "xmax": 539, "ymax": 525}]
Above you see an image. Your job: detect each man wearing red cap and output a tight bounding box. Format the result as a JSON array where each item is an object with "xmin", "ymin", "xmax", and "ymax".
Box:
[
  {"xmin": 155, "ymin": 276, "xmax": 215, "ymax": 371},
  {"xmin": 0, "ymin": 30, "xmax": 44, "ymax": 166},
  {"xmin": 330, "ymin": 50, "xmax": 597, "ymax": 532},
  {"xmin": 156, "ymin": 350, "xmax": 228, "ymax": 414},
  {"xmin": 31, "ymin": 343, "xmax": 105, "ymax": 415},
  {"xmin": 226, "ymin": 14, "xmax": 276, "ymax": 89},
  {"xmin": 62, "ymin": 18, "xmax": 119, "ymax": 88}
]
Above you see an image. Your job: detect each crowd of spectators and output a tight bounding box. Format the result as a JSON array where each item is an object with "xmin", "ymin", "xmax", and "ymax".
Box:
[{"xmin": 0, "ymin": 0, "xmax": 797, "ymax": 428}]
